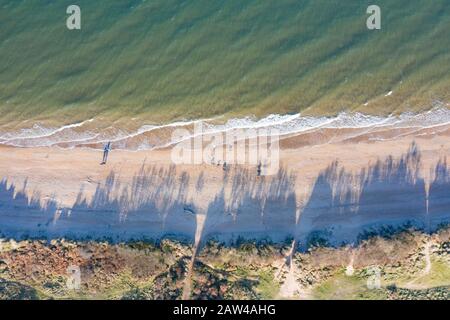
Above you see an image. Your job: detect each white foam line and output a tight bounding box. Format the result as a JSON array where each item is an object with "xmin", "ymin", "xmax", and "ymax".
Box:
[
  {"xmin": 0, "ymin": 119, "xmax": 95, "ymax": 141},
  {"xmin": 147, "ymin": 116, "xmax": 315, "ymax": 150},
  {"xmin": 85, "ymin": 114, "xmax": 302, "ymax": 148},
  {"xmin": 92, "ymin": 117, "xmax": 220, "ymax": 145},
  {"xmin": 1, "ymin": 107, "xmax": 449, "ymax": 149},
  {"xmin": 150, "ymin": 110, "xmax": 449, "ymax": 150},
  {"xmin": 3, "ymin": 133, "xmax": 101, "ymax": 148}
]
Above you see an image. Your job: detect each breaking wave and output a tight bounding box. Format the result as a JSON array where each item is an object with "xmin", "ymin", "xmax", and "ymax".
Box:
[{"xmin": 1, "ymin": 108, "xmax": 450, "ymax": 150}]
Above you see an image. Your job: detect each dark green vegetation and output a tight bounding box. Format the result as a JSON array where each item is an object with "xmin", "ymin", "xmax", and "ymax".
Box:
[
  {"xmin": 0, "ymin": 279, "xmax": 39, "ymax": 300},
  {"xmin": 0, "ymin": 0, "xmax": 449, "ymax": 127},
  {"xmin": 0, "ymin": 227, "xmax": 449, "ymax": 300}
]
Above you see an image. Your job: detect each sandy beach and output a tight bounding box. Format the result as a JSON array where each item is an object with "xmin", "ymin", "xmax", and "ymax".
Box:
[{"xmin": 0, "ymin": 122, "xmax": 450, "ymax": 247}]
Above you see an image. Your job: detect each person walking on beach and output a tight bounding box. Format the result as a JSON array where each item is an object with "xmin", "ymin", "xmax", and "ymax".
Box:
[
  {"xmin": 257, "ymin": 161, "xmax": 262, "ymax": 177},
  {"xmin": 101, "ymin": 142, "xmax": 111, "ymax": 165}
]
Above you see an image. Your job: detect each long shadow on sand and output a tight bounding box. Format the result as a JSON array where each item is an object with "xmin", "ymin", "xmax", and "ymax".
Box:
[{"xmin": 297, "ymin": 143, "xmax": 432, "ymax": 248}]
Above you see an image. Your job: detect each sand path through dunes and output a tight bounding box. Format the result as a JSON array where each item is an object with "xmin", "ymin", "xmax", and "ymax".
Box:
[
  {"xmin": 182, "ymin": 213, "xmax": 207, "ymax": 299},
  {"xmin": 278, "ymin": 240, "xmax": 305, "ymax": 299}
]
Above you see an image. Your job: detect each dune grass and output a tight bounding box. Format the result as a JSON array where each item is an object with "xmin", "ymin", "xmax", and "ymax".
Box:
[
  {"xmin": 312, "ymin": 271, "xmax": 388, "ymax": 300},
  {"xmin": 400, "ymin": 259, "xmax": 450, "ymax": 289},
  {"xmin": 0, "ymin": 0, "xmax": 448, "ymax": 127}
]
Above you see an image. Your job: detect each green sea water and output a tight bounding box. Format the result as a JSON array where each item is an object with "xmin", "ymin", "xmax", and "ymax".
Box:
[{"xmin": 0, "ymin": 0, "xmax": 448, "ymax": 127}]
